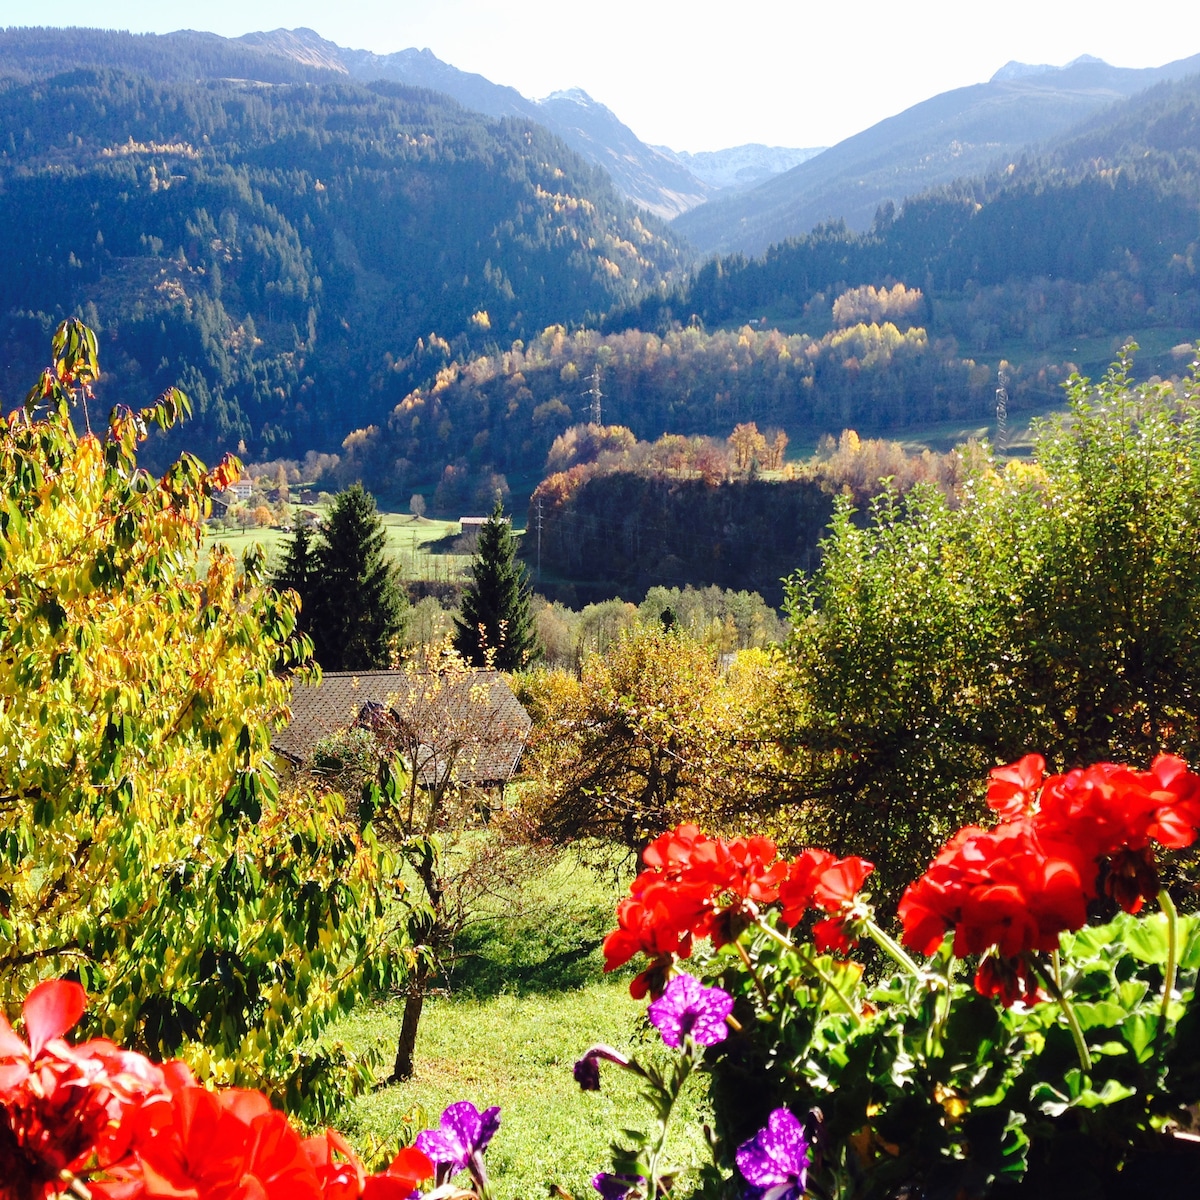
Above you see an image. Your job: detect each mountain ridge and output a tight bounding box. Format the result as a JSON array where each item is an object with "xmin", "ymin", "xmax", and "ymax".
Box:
[
  {"xmin": 673, "ymin": 50, "xmax": 1200, "ymax": 256},
  {"xmin": 235, "ymin": 26, "xmax": 714, "ymax": 217}
]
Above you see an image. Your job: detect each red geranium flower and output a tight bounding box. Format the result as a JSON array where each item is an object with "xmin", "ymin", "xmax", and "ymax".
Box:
[
  {"xmin": 986, "ymin": 753, "xmax": 1046, "ymax": 819},
  {"xmin": 898, "ymin": 820, "xmax": 1087, "ymax": 964},
  {"xmin": 361, "ymin": 1146, "xmax": 435, "ymax": 1199},
  {"xmin": 1, "ymin": 980, "xmax": 181, "ymax": 1198},
  {"xmin": 101, "ymin": 1085, "xmax": 324, "ymax": 1200},
  {"xmin": 974, "ymin": 954, "xmax": 1043, "ymax": 1007},
  {"xmin": 604, "ymin": 825, "xmax": 791, "ymax": 994},
  {"xmin": 1033, "ymin": 755, "xmax": 1200, "ymax": 910},
  {"xmin": 778, "ymin": 849, "xmax": 874, "ymax": 952}
]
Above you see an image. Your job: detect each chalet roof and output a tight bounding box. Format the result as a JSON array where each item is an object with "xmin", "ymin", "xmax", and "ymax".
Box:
[{"xmin": 273, "ymin": 669, "xmax": 531, "ymax": 785}]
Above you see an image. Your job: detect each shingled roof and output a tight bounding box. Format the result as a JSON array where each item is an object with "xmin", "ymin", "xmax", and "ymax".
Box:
[{"xmin": 273, "ymin": 670, "xmax": 531, "ymax": 785}]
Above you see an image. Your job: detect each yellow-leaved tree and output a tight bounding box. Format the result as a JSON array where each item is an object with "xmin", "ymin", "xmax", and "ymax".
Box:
[{"xmin": 0, "ymin": 320, "xmax": 402, "ymax": 1119}]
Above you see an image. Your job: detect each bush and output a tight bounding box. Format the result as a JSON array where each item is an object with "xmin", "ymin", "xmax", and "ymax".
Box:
[{"xmin": 775, "ymin": 347, "xmax": 1200, "ymax": 899}]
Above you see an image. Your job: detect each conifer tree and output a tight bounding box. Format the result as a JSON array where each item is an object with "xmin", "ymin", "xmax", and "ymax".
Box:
[
  {"xmin": 453, "ymin": 501, "xmax": 539, "ymax": 669},
  {"xmin": 308, "ymin": 485, "xmax": 408, "ymax": 670},
  {"xmin": 271, "ymin": 522, "xmax": 315, "ymax": 639}
]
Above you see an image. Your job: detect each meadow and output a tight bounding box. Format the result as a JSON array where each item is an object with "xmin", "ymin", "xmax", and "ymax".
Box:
[
  {"xmin": 202, "ymin": 510, "xmax": 476, "ymax": 582},
  {"xmin": 327, "ymin": 852, "xmax": 711, "ymax": 1200}
]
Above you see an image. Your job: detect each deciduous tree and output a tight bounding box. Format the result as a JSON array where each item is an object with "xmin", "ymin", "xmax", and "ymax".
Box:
[
  {"xmin": 0, "ymin": 320, "xmax": 400, "ymax": 1118},
  {"xmin": 775, "ymin": 348, "xmax": 1200, "ymax": 900}
]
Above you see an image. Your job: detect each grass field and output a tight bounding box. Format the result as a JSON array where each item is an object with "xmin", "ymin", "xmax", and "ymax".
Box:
[
  {"xmin": 202, "ymin": 511, "xmax": 474, "ymax": 581},
  {"xmin": 327, "ymin": 852, "xmax": 712, "ymax": 1200}
]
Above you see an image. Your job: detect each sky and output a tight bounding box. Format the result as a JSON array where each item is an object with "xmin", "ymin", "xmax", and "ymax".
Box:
[{"xmin": 1, "ymin": 0, "xmax": 1196, "ymax": 151}]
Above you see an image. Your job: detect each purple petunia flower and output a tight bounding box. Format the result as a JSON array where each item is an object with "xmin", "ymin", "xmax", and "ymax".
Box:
[
  {"xmin": 591, "ymin": 1172, "xmax": 644, "ymax": 1200},
  {"xmin": 647, "ymin": 972, "xmax": 734, "ymax": 1049},
  {"xmin": 736, "ymin": 1108, "xmax": 810, "ymax": 1200},
  {"xmin": 416, "ymin": 1100, "xmax": 501, "ymax": 1183},
  {"xmin": 573, "ymin": 1044, "xmax": 633, "ymax": 1090}
]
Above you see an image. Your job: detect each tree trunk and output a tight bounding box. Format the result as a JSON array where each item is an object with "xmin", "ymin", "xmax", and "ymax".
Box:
[{"xmin": 392, "ymin": 981, "xmax": 426, "ymax": 1081}]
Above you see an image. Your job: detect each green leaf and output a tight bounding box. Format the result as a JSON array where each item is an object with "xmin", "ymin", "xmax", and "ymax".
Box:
[
  {"xmin": 1120, "ymin": 1012, "xmax": 1160, "ymax": 1062},
  {"xmin": 1123, "ymin": 914, "xmax": 1170, "ymax": 964}
]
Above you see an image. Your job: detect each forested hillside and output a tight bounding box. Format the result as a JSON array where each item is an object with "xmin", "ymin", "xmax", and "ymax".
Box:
[
  {"xmin": 627, "ymin": 72, "xmax": 1200, "ymax": 355},
  {"xmin": 0, "ymin": 26, "xmax": 718, "ymax": 220},
  {"xmin": 525, "ymin": 425, "xmax": 971, "ymax": 604},
  {"xmin": 335, "ymin": 320, "xmax": 1068, "ymax": 500},
  {"xmin": 0, "ymin": 66, "xmax": 685, "ymax": 465}
]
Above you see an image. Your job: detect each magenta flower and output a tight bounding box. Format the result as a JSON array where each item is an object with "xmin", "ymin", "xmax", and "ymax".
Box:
[
  {"xmin": 647, "ymin": 972, "xmax": 734, "ymax": 1048},
  {"xmin": 416, "ymin": 1100, "xmax": 501, "ymax": 1188},
  {"xmin": 591, "ymin": 1172, "xmax": 644, "ymax": 1200},
  {"xmin": 736, "ymin": 1108, "xmax": 811, "ymax": 1200},
  {"xmin": 573, "ymin": 1044, "xmax": 634, "ymax": 1090}
]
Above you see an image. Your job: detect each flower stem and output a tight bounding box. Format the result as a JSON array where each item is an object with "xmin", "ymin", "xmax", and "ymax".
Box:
[
  {"xmin": 646, "ymin": 1053, "xmax": 693, "ymax": 1198},
  {"xmin": 754, "ymin": 921, "xmax": 864, "ymax": 1025},
  {"xmin": 735, "ymin": 938, "xmax": 771, "ymax": 1006},
  {"xmin": 1048, "ymin": 950, "xmax": 1092, "ymax": 1074},
  {"xmin": 1160, "ymin": 887, "xmax": 1179, "ymax": 1024},
  {"xmin": 865, "ymin": 919, "xmax": 923, "ymax": 978}
]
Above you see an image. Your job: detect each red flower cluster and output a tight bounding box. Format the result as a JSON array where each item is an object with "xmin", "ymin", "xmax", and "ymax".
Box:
[
  {"xmin": 603, "ymin": 826, "xmax": 874, "ymax": 995},
  {"xmin": 898, "ymin": 753, "xmax": 1200, "ymax": 1003},
  {"xmin": 0, "ymin": 980, "xmax": 433, "ymax": 1200},
  {"xmin": 603, "ymin": 826, "xmax": 786, "ymax": 997},
  {"xmin": 778, "ymin": 850, "xmax": 875, "ymax": 953},
  {"xmin": 1028, "ymin": 754, "xmax": 1200, "ymax": 910},
  {"xmin": 898, "ymin": 821, "xmax": 1087, "ymax": 956}
]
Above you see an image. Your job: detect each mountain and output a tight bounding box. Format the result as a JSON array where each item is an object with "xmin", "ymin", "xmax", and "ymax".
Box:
[
  {"xmin": 616, "ymin": 71, "xmax": 1200, "ymax": 384},
  {"xmin": 673, "ymin": 52, "xmax": 1200, "ymax": 256},
  {"xmin": 533, "ymin": 89, "xmax": 712, "ymax": 218},
  {"xmin": 237, "ymin": 27, "xmax": 712, "ymax": 218},
  {"xmin": 0, "ymin": 25, "xmax": 337, "ymax": 84},
  {"xmin": 659, "ymin": 144, "xmax": 826, "ymax": 191},
  {"xmin": 0, "ymin": 55, "xmax": 687, "ymax": 470}
]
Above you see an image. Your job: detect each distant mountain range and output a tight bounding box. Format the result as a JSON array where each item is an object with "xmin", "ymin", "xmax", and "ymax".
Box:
[
  {"xmin": 2, "ymin": 24, "xmax": 1199, "ymax": 501},
  {"xmin": 673, "ymin": 52, "xmax": 1200, "ymax": 256},
  {"xmin": 234, "ymin": 29, "xmax": 713, "ymax": 218},
  {"xmin": 0, "ymin": 26, "xmax": 816, "ymax": 222},
  {"xmin": 658, "ymin": 144, "xmax": 826, "ymax": 191}
]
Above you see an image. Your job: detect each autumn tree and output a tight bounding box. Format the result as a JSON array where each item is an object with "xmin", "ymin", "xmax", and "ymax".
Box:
[
  {"xmin": 523, "ymin": 624, "xmax": 781, "ymax": 855},
  {"xmin": 0, "ymin": 320, "xmax": 401, "ymax": 1117},
  {"xmin": 729, "ymin": 422, "xmax": 768, "ymax": 472},
  {"xmin": 321, "ymin": 641, "xmax": 545, "ymax": 1081},
  {"xmin": 453, "ymin": 501, "xmax": 539, "ymax": 669},
  {"xmin": 765, "ymin": 429, "xmax": 789, "ymax": 471}
]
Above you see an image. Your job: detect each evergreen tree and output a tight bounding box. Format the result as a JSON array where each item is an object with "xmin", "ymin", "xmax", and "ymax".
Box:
[
  {"xmin": 453, "ymin": 501, "xmax": 539, "ymax": 670},
  {"xmin": 271, "ymin": 522, "xmax": 316, "ymax": 639},
  {"xmin": 309, "ymin": 485, "xmax": 408, "ymax": 670}
]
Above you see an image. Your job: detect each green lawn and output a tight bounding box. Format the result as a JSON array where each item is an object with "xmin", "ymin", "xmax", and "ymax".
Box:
[
  {"xmin": 201, "ymin": 511, "xmax": 473, "ymax": 581},
  {"xmin": 326, "ymin": 852, "xmax": 712, "ymax": 1200}
]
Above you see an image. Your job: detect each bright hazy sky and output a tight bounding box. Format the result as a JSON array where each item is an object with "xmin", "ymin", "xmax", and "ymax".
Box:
[{"xmin": 2, "ymin": 0, "xmax": 1196, "ymax": 151}]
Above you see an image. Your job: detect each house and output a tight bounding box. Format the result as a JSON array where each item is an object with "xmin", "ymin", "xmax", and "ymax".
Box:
[
  {"xmin": 459, "ymin": 515, "xmax": 511, "ymax": 527},
  {"xmin": 272, "ymin": 669, "xmax": 531, "ymax": 792},
  {"xmin": 227, "ymin": 480, "xmax": 253, "ymax": 502}
]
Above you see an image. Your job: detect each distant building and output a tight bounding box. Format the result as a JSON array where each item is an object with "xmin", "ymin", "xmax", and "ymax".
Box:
[
  {"xmin": 273, "ymin": 669, "xmax": 531, "ymax": 793},
  {"xmin": 459, "ymin": 515, "xmax": 511, "ymax": 527},
  {"xmin": 228, "ymin": 480, "xmax": 253, "ymax": 502}
]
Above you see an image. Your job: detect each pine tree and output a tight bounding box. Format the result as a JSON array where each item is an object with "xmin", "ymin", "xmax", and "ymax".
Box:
[
  {"xmin": 308, "ymin": 485, "xmax": 408, "ymax": 670},
  {"xmin": 453, "ymin": 501, "xmax": 539, "ymax": 670},
  {"xmin": 271, "ymin": 522, "xmax": 316, "ymax": 639}
]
